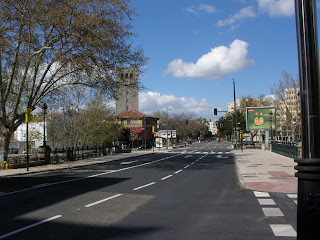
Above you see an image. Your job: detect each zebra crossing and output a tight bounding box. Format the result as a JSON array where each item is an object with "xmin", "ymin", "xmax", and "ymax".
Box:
[
  {"xmin": 254, "ymin": 191, "xmax": 297, "ymax": 237},
  {"xmin": 170, "ymin": 149, "xmax": 232, "ymax": 155}
]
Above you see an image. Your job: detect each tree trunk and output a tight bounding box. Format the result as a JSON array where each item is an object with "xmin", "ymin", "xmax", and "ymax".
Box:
[{"xmin": 0, "ymin": 125, "xmax": 12, "ymax": 169}]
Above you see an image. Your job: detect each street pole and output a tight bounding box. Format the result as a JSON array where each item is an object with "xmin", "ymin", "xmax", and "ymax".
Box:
[
  {"xmin": 43, "ymin": 103, "xmax": 47, "ymax": 146},
  {"xmin": 295, "ymin": 0, "xmax": 320, "ymax": 239},
  {"xmin": 233, "ymin": 78, "xmax": 238, "ymax": 150},
  {"xmin": 26, "ymin": 122, "xmax": 29, "ymax": 171},
  {"xmin": 144, "ymin": 116, "xmax": 147, "ymax": 150}
]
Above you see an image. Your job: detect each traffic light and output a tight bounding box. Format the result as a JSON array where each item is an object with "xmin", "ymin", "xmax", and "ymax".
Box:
[
  {"xmin": 214, "ymin": 108, "xmax": 217, "ymax": 115},
  {"xmin": 25, "ymin": 108, "xmax": 33, "ymax": 123}
]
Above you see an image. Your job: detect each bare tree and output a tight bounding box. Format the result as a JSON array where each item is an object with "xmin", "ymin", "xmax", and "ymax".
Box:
[
  {"xmin": 271, "ymin": 70, "xmax": 301, "ymax": 140},
  {"xmin": 46, "ymin": 86, "xmax": 87, "ymax": 149},
  {"xmin": 0, "ymin": 0, "xmax": 146, "ymax": 165}
]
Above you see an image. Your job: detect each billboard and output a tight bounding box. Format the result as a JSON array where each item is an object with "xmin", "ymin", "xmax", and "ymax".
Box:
[{"xmin": 246, "ymin": 107, "xmax": 276, "ymax": 131}]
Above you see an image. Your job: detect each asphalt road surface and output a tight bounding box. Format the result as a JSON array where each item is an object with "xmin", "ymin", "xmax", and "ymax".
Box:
[{"xmin": 0, "ymin": 142, "xmax": 296, "ymax": 240}]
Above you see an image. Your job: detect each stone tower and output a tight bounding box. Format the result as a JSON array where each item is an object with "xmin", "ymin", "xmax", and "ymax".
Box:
[{"xmin": 115, "ymin": 66, "xmax": 139, "ymax": 114}]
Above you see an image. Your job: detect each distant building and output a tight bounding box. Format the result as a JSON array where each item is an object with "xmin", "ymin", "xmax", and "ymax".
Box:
[
  {"xmin": 116, "ymin": 110, "xmax": 159, "ymax": 147},
  {"xmin": 276, "ymin": 88, "xmax": 300, "ymax": 141},
  {"xmin": 226, "ymin": 99, "xmax": 241, "ymax": 115},
  {"xmin": 11, "ymin": 116, "xmax": 46, "ymax": 152},
  {"xmin": 207, "ymin": 120, "xmax": 218, "ymax": 135},
  {"xmin": 115, "ymin": 66, "xmax": 139, "ymax": 115}
]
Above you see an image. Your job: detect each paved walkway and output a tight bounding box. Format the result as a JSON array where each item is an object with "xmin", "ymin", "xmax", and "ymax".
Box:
[
  {"xmin": 1, "ymin": 147, "xmax": 298, "ymax": 194},
  {"xmin": 234, "ymin": 149, "xmax": 297, "ymax": 193}
]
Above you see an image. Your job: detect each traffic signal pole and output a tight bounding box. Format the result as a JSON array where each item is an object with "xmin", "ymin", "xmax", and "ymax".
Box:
[{"xmin": 295, "ymin": 0, "xmax": 320, "ymax": 239}]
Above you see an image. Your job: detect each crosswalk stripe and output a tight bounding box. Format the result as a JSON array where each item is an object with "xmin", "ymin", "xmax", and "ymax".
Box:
[{"xmin": 270, "ymin": 224, "xmax": 296, "ymax": 237}]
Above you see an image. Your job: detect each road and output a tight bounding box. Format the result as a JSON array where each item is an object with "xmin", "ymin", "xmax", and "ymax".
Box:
[{"xmin": 0, "ymin": 142, "xmax": 296, "ymax": 239}]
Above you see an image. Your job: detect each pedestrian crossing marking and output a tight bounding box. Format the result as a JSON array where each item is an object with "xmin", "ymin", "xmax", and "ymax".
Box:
[
  {"xmin": 254, "ymin": 191, "xmax": 270, "ymax": 198},
  {"xmin": 270, "ymin": 224, "xmax": 296, "ymax": 237}
]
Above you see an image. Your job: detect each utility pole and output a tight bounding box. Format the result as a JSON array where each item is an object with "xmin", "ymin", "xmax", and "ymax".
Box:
[
  {"xmin": 233, "ymin": 78, "xmax": 238, "ymax": 150},
  {"xmin": 295, "ymin": 0, "xmax": 320, "ymax": 239}
]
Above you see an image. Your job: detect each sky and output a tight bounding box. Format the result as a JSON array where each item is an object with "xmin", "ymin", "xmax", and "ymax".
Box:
[{"xmin": 130, "ymin": 0, "xmax": 320, "ymax": 120}]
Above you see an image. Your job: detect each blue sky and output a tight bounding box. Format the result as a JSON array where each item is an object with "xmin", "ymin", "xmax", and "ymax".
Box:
[{"xmin": 131, "ymin": 0, "xmax": 320, "ymax": 120}]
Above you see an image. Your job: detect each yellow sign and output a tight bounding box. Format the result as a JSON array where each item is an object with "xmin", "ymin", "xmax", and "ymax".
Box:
[{"xmin": 25, "ymin": 108, "xmax": 33, "ymax": 123}]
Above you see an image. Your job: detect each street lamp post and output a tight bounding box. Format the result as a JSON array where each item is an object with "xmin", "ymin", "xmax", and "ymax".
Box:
[
  {"xmin": 269, "ymin": 111, "xmax": 273, "ymax": 141},
  {"xmin": 295, "ymin": 1, "xmax": 320, "ymax": 239},
  {"xmin": 233, "ymin": 78, "xmax": 238, "ymax": 150},
  {"xmin": 42, "ymin": 103, "xmax": 47, "ymax": 146},
  {"xmin": 166, "ymin": 107, "xmax": 172, "ymax": 149}
]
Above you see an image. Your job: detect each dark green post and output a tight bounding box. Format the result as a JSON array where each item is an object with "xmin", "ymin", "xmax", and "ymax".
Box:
[{"xmin": 295, "ymin": 0, "xmax": 320, "ymax": 239}]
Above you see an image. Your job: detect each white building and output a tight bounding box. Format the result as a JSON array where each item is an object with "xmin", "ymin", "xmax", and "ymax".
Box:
[
  {"xmin": 207, "ymin": 120, "xmax": 218, "ymax": 135},
  {"xmin": 226, "ymin": 99, "xmax": 241, "ymax": 115},
  {"xmin": 13, "ymin": 119, "xmax": 46, "ymax": 150}
]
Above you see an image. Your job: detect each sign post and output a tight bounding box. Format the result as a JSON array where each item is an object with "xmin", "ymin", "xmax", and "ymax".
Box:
[
  {"xmin": 25, "ymin": 108, "xmax": 33, "ymax": 171},
  {"xmin": 246, "ymin": 107, "xmax": 276, "ymax": 149}
]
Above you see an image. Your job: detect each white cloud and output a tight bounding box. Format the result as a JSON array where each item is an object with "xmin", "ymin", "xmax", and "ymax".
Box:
[
  {"xmin": 199, "ymin": 4, "xmax": 216, "ymax": 13},
  {"xmin": 139, "ymin": 92, "xmax": 214, "ymax": 118},
  {"xmin": 185, "ymin": 4, "xmax": 216, "ymax": 16},
  {"xmin": 257, "ymin": 0, "xmax": 295, "ymax": 17},
  {"xmin": 186, "ymin": 7, "xmax": 199, "ymax": 16},
  {"xmin": 164, "ymin": 39, "xmax": 254, "ymax": 80},
  {"xmin": 217, "ymin": 6, "xmax": 256, "ymax": 27}
]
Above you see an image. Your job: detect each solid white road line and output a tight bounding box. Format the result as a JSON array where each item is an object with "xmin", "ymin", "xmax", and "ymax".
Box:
[
  {"xmin": 133, "ymin": 182, "xmax": 156, "ymax": 191},
  {"xmin": 161, "ymin": 175, "xmax": 173, "ymax": 180},
  {"xmin": 85, "ymin": 194, "xmax": 122, "ymax": 208},
  {"xmin": 0, "ymin": 215, "xmax": 62, "ymax": 239}
]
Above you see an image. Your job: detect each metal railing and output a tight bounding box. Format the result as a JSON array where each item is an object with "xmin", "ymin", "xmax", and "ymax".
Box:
[{"xmin": 271, "ymin": 141, "xmax": 299, "ymax": 159}]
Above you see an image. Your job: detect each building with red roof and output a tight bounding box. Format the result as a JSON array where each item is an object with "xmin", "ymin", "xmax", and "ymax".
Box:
[{"xmin": 116, "ymin": 110, "xmax": 159, "ymax": 147}]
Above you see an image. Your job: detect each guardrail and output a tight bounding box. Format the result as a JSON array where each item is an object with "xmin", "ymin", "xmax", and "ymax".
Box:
[{"xmin": 271, "ymin": 141, "xmax": 299, "ymax": 159}]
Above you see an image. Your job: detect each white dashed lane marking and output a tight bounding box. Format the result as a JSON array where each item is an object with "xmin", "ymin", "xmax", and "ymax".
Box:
[
  {"xmin": 161, "ymin": 175, "xmax": 173, "ymax": 180},
  {"xmin": 133, "ymin": 182, "xmax": 156, "ymax": 191},
  {"xmin": 85, "ymin": 194, "xmax": 122, "ymax": 208}
]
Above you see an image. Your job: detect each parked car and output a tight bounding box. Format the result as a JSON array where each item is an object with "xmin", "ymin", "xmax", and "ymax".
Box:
[
  {"xmin": 137, "ymin": 143, "xmax": 153, "ymax": 149},
  {"xmin": 52, "ymin": 148, "xmax": 66, "ymax": 153},
  {"xmin": 8, "ymin": 148, "xmax": 18, "ymax": 154}
]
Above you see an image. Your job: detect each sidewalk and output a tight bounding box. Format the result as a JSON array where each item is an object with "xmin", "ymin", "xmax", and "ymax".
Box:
[{"xmin": 234, "ymin": 148, "xmax": 297, "ymax": 193}]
